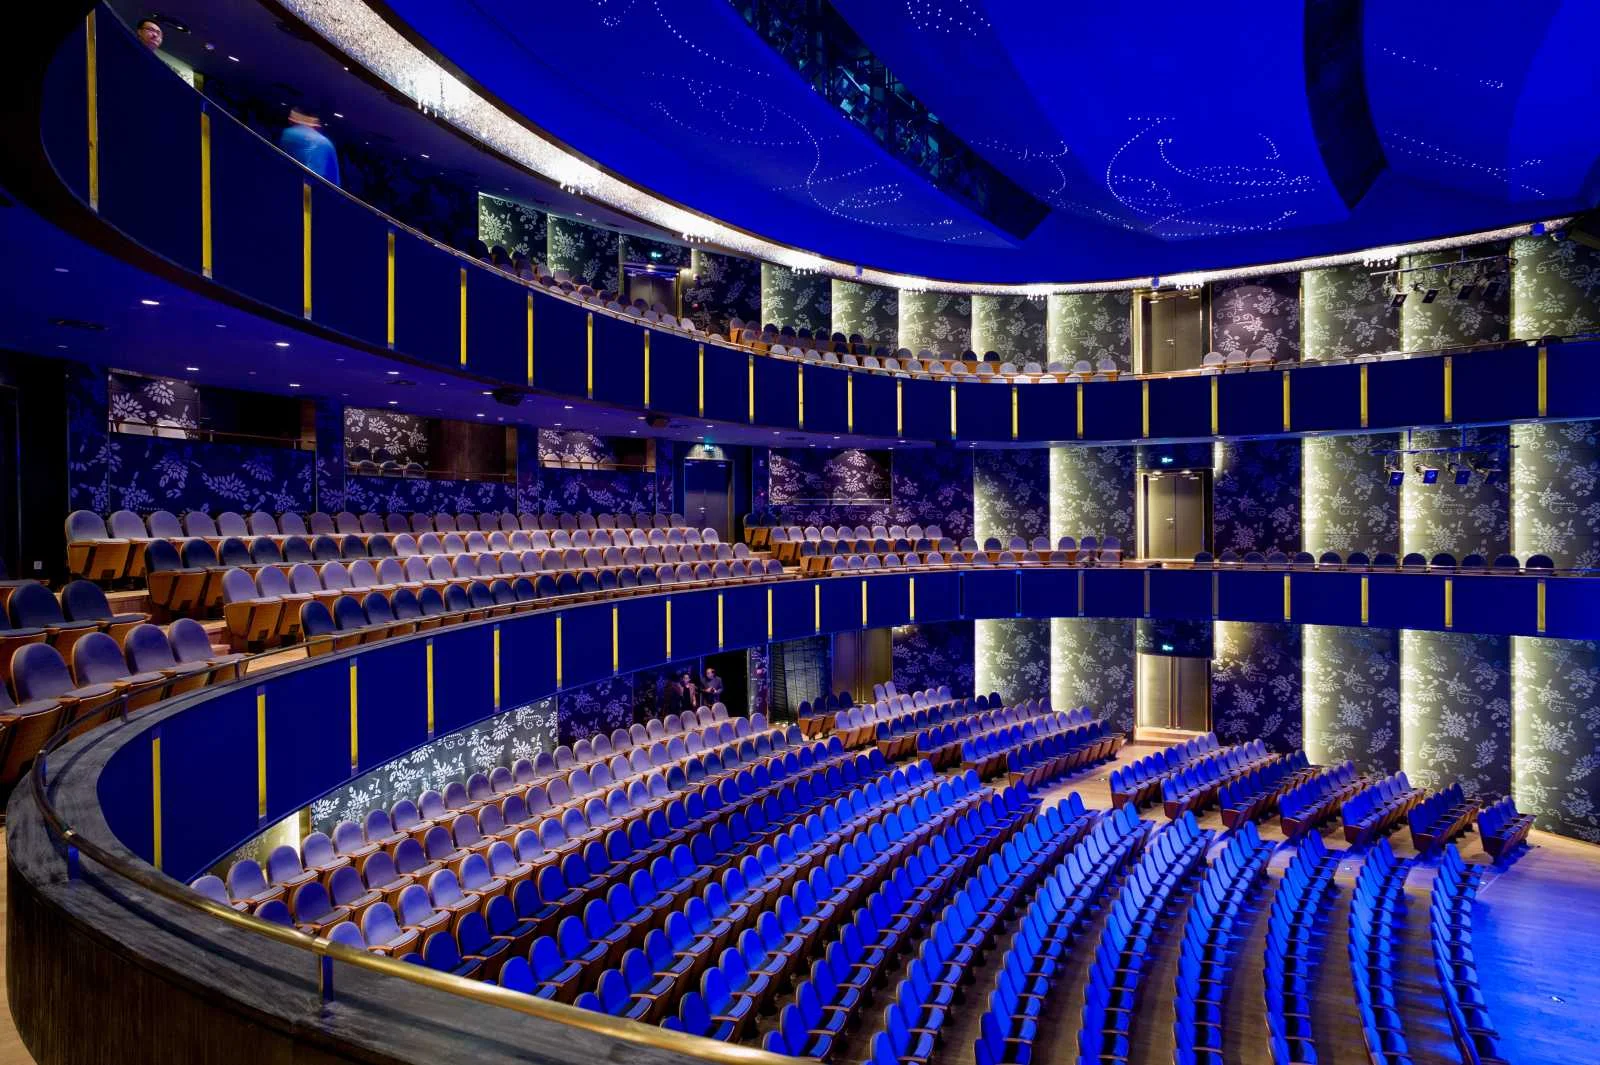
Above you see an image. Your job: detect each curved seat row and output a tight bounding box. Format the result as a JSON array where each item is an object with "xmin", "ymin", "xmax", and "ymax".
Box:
[
  {"xmin": 1407, "ymin": 783, "xmax": 1481, "ymax": 855},
  {"xmin": 1192, "ymin": 548, "xmax": 1558, "ymax": 573},
  {"xmin": 1476, "ymin": 797, "xmax": 1534, "ymax": 860},
  {"xmin": 960, "ymin": 711, "xmax": 1109, "ymax": 780},
  {"xmin": 913, "ymin": 701, "xmax": 1072, "ymax": 769},
  {"xmin": 1160, "ymin": 740, "xmax": 1275, "ymax": 819},
  {"xmin": 1108, "ymin": 734, "xmax": 1221, "ymax": 808},
  {"xmin": 1348, "ymin": 839, "xmax": 1413, "ymax": 1065},
  {"xmin": 1265, "ymin": 832, "xmax": 1343, "ymax": 1065},
  {"xmin": 1431, "ymin": 845, "xmax": 1507, "ymax": 1065},
  {"xmin": 829, "ymin": 687, "xmax": 965, "ymax": 750},
  {"xmin": 1341, "ymin": 773, "xmax": 1425, "ymax": 846},
  {"xmin": 1217, "ymin": 751, "xmax": 1314, "ymax": 828},
  {"xmin": 1277, "ymin": 761, "xmax": 1363, "ymax": 839}
]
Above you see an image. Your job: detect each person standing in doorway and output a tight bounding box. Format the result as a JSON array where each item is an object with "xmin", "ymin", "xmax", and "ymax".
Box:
[
  {"xmin": 702, "ymin": 666, "xmax": 724, "ymax": 707},
  {"xmin": 278, "ymin": 105, "xmax": 341, "ymax": 186}
]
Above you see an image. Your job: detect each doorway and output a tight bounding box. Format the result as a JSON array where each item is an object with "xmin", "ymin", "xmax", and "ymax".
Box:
[
  {"xmin": 624, "ymin": 266, "xmax": 678, "ymax": 313},
  {"xmin": 1137, "ymin": 653, "xmax": 1211, "ymax": 732},
  {"xmin": 683, "ymin": 459, "xmax": 731, "ymax": 541},
  {"xmin": 1136, "ymin": 290, "xmax": 1208, "ymax": 373},
  {"xmin": 1139, "ymin": 469, "xmax": 1211, "ymax": 560}
]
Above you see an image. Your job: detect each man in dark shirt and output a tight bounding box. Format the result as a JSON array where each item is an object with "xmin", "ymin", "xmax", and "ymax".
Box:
[{"xmin": 702, "ymin": 666, "xmax": 724, "ymax": 707}]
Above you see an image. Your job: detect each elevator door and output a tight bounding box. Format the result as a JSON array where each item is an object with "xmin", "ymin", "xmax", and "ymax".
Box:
[
  {"xmin": 1137, "ymin": 654, "xmax": 1211, "ymax": 732},
  {"xmin": 683, "ymin": 460, "xmax": 731, "ymax": 541},
  {"xmin": 1141, "ymin": 292, "xmax": 1206, "ymax": 372},
  {"xmin": 1141, "ymin": 470, "xmax": 1210, "ymax": 560}
]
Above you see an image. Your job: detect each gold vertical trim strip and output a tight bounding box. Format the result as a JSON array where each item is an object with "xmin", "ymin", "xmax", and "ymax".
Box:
[
  {"xmin": 1360, "ymin": 577, "xmax": 1369, "ymax": 625},
  {"xmin": 1444, "ymin": 578, "xmax": 1454, "ymax": 629},
  {"xmin": 348, "ymin": 660, "xmax": 359, "ymax": 772},
  {"xmin": 256, "ymin": 689, "xmax": 267, "ymax": 817},
  {"xmin": 1536, "ymin": 579, "xmax": 1546, "ymax": 634},
  {"xmin": 813, "ymin": 585, "xmax": 821, "ymax": 632},
  {"xmin": 1011, "ymin": 386, "xmax": 1019, "ymax": 441},
  {"xmin": 896, "ymin": 380, "xmax": 904, "ymax": 435},
  {"xmin": 555, "ymin": 616, "xmax": 563, "ymax": 688},
  {"xmin": 766, "ymin": 588, "xmax": 773, "ymax": 640},
  {"xmin": 1075, "ymin": 384, "xmax": 1084, "ymax": 439},
  {"xmin": 425, "ymin": 640, "xmax": 435, "ymax": 737},
  {"xmin": 492, "ymin": 625, "xmax": 501, "ymax": 708},
  {"xmin": 747, "ymin": 356, "xmax": 755, "ymax": 423},
  {"xmin": 458, "ymin": 268, "xmax": 468, "ymax": 366},
  {"xmin": 1281, "ymin": 371, "xmax": 1291, "ymax": 432},
  {"xmin": 797, "ymin": 365, "xmax": 805, "ymax": 428},
  {"xmin": 909, "ymin": 576, "xmax": 916, "ymax": 622},
  {"xmin": 665, "ymin": 599, "xmax": 673, "ymax": 660},
  {"xmin": 299, "ymin": 183, "xmax": 312, "ymax": 317},
  {"xmin": 86, "ymin": 11, "xmax": 99, "ymax": 212},
  {"xmin": 949, "ymin": 386, "xmax": 957, "ymax": 440},
  {"xmin": 1537, "ymin": 347, "xmax": 1548, "ymax": 416},
  {"xmin": 1359, "ymin": 364, "xmax": 1369, "ymax": 428},
  {"xmin": 1443, "ymin": 356, "xmax": 1453, "ymax": 423},
  {"xmin": 200, "ymin": 113, "xmax": 214, "ymax": 278},
  {"xmin": 643, "ymin": 331, "xmax": 651, "ymax": 407},
  {"xmin": 611, "ymin": 607, "xmax": 619, "ymax": 672},
  {"xmin": 847, "ymin": 374, "xmax": 854, "ymax": 434},
  {"xmin": 860, "ymin": 579, "xmax": 868, "ymax": 628},
  {"xmin": 1141, "ymin": 380, "xmax": 1150, "ymax": 438},
  {"xmin": 526, "ymin": 293, "xmax": 535, "ymax": 385},
  {"xmin": 151, "ymin": 734, "xmax": 162, "ymax": 871},
  {"xmin": 697, "ymin": 345, "xmax": 705, "ymax": 416},
  {"xmin": 585, "ymin": 313, "xmax": 594, "ymax": 397},
  {"xmin": 385, "ymin": 231, "xmax": 396, "ymax": 349},
  {"xmin": 1209, "ymin": 376, "xmax": 1219, "ymax": 435},
  {"xmin": 1282, "ymin": 574, "xmax": 1292, "ymax": 621},
  {"xmin": 717, "ymin": 592, "xmax": 725, "ymax": 648}
]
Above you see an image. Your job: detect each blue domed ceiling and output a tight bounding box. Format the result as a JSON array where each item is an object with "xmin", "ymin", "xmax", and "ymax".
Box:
[{"xmin": 370, "ymin": 0, "xmax": 1600, "ymax": 282}]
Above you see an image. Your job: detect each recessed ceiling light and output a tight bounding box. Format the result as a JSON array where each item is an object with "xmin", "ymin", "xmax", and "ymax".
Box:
[
  {"xmin": 333, "ymin": 112, "xmax": 345, "ymax": 119},
  {"xmin": 475, "ymin": 413, "xmax": 484, "ymax": 417},
  {"xmin": 554, "ymin": 422, "xmax": 562, "ymax": 426},
  {"xmin": 563, "ymin": 405, "xmax": 572, "ymax": 410},
  {"xmin": 227, "ymin": 55, "xmax": 239, "ymax": 62},
  {"xmin": 140, "ymin": 299, "xmax": 160, "ymax": 306},
  {"xmin": 53, "ymin": 267, "xmax": 68, "ymax": 273},
  {"xmin": 420, "ymin": 153, "xmax": 430, "ymax": 159},
  {"xmin": 274, "ymin": 341, "xmax": 290, "ymax": 348},
  {"xmin": 386, "ymin": 370, "xmax": 400, "ymax": 375},
  {"xmin": 388, "ymin": 400, "xmax": 398, "ymax": 405},
  {"xmin": 185, "ymin": 366, "xmax": 199, "ymax": 372},
  {"xmin": 215, "ymin": 323, "xmax": 226, "ymax": 328},
  {"xmin": 481, "ymin": 391, "xmax": 492, "ymax": 396},
  {"xmin": 629, "ymin": 429, "xmax": 637, "ymax": 434}
]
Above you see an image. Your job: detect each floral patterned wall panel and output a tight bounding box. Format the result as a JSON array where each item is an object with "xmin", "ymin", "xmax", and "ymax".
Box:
[
  {"xmin": 1303, "ymin": 625, "xmax": 1401, "ymax": 774},
  {"xmin": 1048, "ymin": 292, "xmax": 1132, "ymax": 370},
  {"xmin": 514, "ymin": 429, "xmax": 545, "ymax": 516},
  {"xmin": 1214, "ymin": 439, "xmax": 1301, "ymax": 554},
  {"xmin": 1051, "ymin": 618, "xmax": 1135, "ymax": 734},
  {"xmin": 309, "ymin": 698, "xmax": 558, "ymax": 836},
  {"xmin": 1512, "ymin": 636, "xmax": 1600, "ymax": 841},
  {"xmin": 1400, "ymin": 630, "xmax": 1511, "ymax": 798},
  {"xmin": 770, "ymin": 449, "xmax": 892, "ymax": 504},
  {"xmin": 539, "ymin": 429, "xmax": 616, "ymax": 466},
  {"xmin": 1400, "ymin": 427, "xmax": 1510, "ymax": 558},
  {"xmin": 1302, "ymin": 433, "xmax": 1402, "ymax": 557},
  {"xmin": 831, "ymin": 280, "xmax": 899, "ymax": 347},
  {"xmin": 1212, "ymin": 622, "xmax": 1303, "ymax": 752},
  {"xmin": 1301, "ymin": 264, "xmax": 1400, "ymax": 361},
  {"xmin": 1050, "ymin": 446, "xmax": 1136, "ymax": 548},
  {"xmin": 559, "ymin": 675, "xmax": 636, "ymax": 745},
  {"xmin": 976, "ymin": 619, "xmax": 1051, "ymax": 704},
  {"xmin": 1511, "ymin": 420, "xmax": 1600, "ymax": 569},
  {"xmin": 1211, "ymin": 274, "xmax": 1301, "ymax": 361},
  {"xmin": 1510, "ymin": 235, "xmax": 1600, "ymax": 338},
  {"xmin": 540, "ymin": 469, "xmax": 656, "ymax": 516},
  {"xmin": 477, "ymin": 193, "xmax": 547, "ymax": 264},
  {"xmin": 343, "ymin": 475, "xmax": 514, "ymax": 517},
  {"xmin": 684, "ymin": 250, "xmax": 761, "ymax": 336},
  {"xmin": 761, "ymin": 264, "xmax": 832, "ymax": 334},
  {"xmin": 546, "ymin": 216, "xmax": 621, "ymax": 292},
  {"xmin": 972, "ymin": 295, "xmax": 1048, "ymax": 365},
  {"xmin": 892, "ymin": 449, "xmax": 974, "ymax": 541},
  {"xmin": 897, "ymin": 292, "xmax": 972, "ymax": 356},
  {"xmin": 1399, "ymin": 244, "xmax": 1510, "ymax": 351},
  {"xmin": 893, "ymin": 622, "xmax": 975, "ymax": 698},
  {"xmin": 313, "ymin": 400, "xmax": 347, "ymax": 513},
  {"xmin": 975, "ymin": 448, "xmax": 1050, "ymax": 542},
  {"xmin": 107, "ymin": 372, "xmax": 201, "ymax": 431},
  {"xmin": 344, "ymin": 408, "xmax": 430, "ymax": 467}
]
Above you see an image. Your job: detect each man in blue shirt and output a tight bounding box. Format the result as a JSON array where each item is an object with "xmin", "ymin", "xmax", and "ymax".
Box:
[{"xmin": 278, "ymin": 106, "xmax": 341, "ymax": 187}]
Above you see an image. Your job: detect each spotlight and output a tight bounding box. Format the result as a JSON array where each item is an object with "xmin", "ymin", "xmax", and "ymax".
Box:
[
  {"xmin": 1456, "ymin": 284, "xmax": 1475, "ymax": 300},
  {"xmin": 1482, "ymin": 282, "xmax": 1502, "ymax": 301},
  {"xmin": 1388, "ymin": 469, "xmax": 1404, "ymax": 487},
  {"xmin": 1483, "ymin": 467, "xmax": 1504, "ymax": 485},
  {"xmin": 1415, "ymin": 464, "xmax": 1440, "ymax": 485},
  {"xmin": 1448, "ymin": 462, "xmax": 1472, "ymax": 485},
  {"xmin": 1390, "ymin": 293, "xmax": 1407, "ymax": 307},
  {"xmin": 1422, "ymin": 289, "xmax": 1438, "ymax": 303}
]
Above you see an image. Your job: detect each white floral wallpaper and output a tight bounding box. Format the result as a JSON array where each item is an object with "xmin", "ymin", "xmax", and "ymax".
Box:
[
  {"xmin": 1399, "ymin": 244, "xmax": 1511, "ymax": 351},
  {"xmin": 1512, "ymin": 636, "xmax": 1600, "ymax": 841},
  {"xmin": 1050, "ymin": 445, "xmax": 1136, "ymax": 548},
  {"xmin": 761, "ymin": 264, "xmax": 832, "ymax": 333},
  {"xmin": 972, "ymin": 295, "xmax": 1048, "ymax": 365},
  {"xmin": 547, "ymin": 215, "xmax": 621, "ymax": 292},
  {"xmin": 894, "ymin": 622, "xmax": 975, "ymax": 698},
  {"xmin": 1511, "ymin": 420, "xmax": 1600, "ymax": 569},
  {"xmin": 1302, "ymin": 263, "xmax": 1400, "ymax": 361},
  {"xmin": 477, "ymin": 193, "xmax": 547, "ymax": 263},
  {"xmin": 345, "ymin": 408, "xmax": 430, "ymax": 467},
  {"xmin": 1211, "ymin": 274, "xmax": 1301, "ymax": 361},
  {"xmin": 976, "ymin": 619, "xmax": 1051, "ymax": 704},
  {"xmin": 975, "ymin": 448, "xmax": 1050, "ymax": 542},
  {"xmin": 1303, "ymin": 625, "xmax": 1401, "ymax": 774},
  {"xmin": 1048, "ymin": 292, "xmax": 1132, "ymax": 370},
  {"xmin": 831, "ymin": 279, "xmax": 899, "ymax": 347},
  {"xmin": 1510, "ymin": 235, "xmax": 1600, "ymax": 339},
  {"xmin": 897, "ymin": 291, "xmax": 972, "ymax": 355},
  {"xmin": 684, "ymin": 249, "xmax": 761, "ymax": 335},
  {"xmin": 1212, "ymin": 622, "xmax": 1302, "ymax": 752},
  {"xmin": 1401, "ymin": 427, "xmax": 1510, "ymax": 558},
  {"xmin": 1400, "ymin": 630, "xmax": 1511, "ymax": 799},
  {"xmin": 1051, "ymin": 618, "xmax": 1135, "ymax": 734},
  {"xmin": 1302, "ymin": 433, "xmax": 1402, "ymax": 557},
  {"xmin": 1214, "ymin": 439, "xmax": 1301, "ymax": 554},
  {"xmin": 770, "ymin": 448, "xmax": 892, "ymax": 504}
]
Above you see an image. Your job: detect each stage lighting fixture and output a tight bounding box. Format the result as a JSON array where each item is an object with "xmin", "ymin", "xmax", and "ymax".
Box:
[
  {"xmin": 1449, "ymin": 462, "xmax": 1472, "ymax": 485},
  {"xmin": 1457, "ymin": 284, "xmax": 1475, "ymax": 300},
  {"xmin": 1388, "ymin": 469, "xmax": 1404, "ymax": 486},
  {"xmin": 1422, "ymin": 289, "xmax": 1438, "ymax": 303},
  {"xmin": 1415, "ymin": 464, "xmax": 1440, "ymax": 485},
  {"xmin": 1390, "ymin": 293, "xmax": 1407, "ymax": 307}
]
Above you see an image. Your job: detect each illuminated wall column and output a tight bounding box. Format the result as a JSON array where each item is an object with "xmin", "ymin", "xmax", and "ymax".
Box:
[
  {"xmin": 976, "ymin": 449, "xmax": 1049, "ymax": 544},
  {"xmin": 1049, "ymin": 445, "xmax": 1135, "ymax": 550},
  {"xmin": 1399, "ymin": 630, "xmax": 1511, "ymax": 798},
  {"xmin": 976, "ymin": 619, "xmax": 1052, "ymax": 704},
  {"xmin": 1510, "ymin": 234, "xmax": 1600, "ymax": 338},
  {"xmin": 1511, "ymin": 420, "xmax": 1600, "ymax": 570},
  {"xmin": 1512, "ymin": 636, "xmax": 1600, "ymax": 841},
  {"xmin": 759, "ymin": 263, "xmax": 831, "ymax": 334},
  {"xmin": 897, "ymin": 291, "xmax": 971, "ymax": 357},
  {"xmin": 831, "ymin": 279, "xmax": 898, "ymax": 348},
  {"xmin": 1302, "ymin": 625, "xmax": 1401, "ymax": 774},
  {"xmin": 1301, "ymin": 433, "xmax": 1401, "ymax": 558},
  {"xmin": 1051, "ymin": 618, "xmax": 1135, "ymax": 734},
  {"xmin": 972, "ymin": 294, "xmax": 1047, "ymax": 366},
  {"xmin": 1399, "ymin": 427, "xmax": 1510, "ymax": 558},
  {"xmin": 1398, "ymin": 243, "xmax": 1510, "ymax": 350},
  {"xmin": 1301, "ymin": 264, "xmax": 1398, "ymax": 362},
  {"xmin": 1211, "ymin": 621, "xmax": 1302, "ymax": 751},
  {"xmin": 892, "ymin": 622, "xmax": 974, "ymax": 698},
  {"xmin": 1047, "ymin": 292, "xmax": 1132, "ymax": 371}
]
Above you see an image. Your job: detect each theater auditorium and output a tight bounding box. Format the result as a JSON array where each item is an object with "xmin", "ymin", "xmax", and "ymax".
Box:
[{"xmin": 2, "ymin": 3, "xmax": 1599, "ymax": 1064}]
